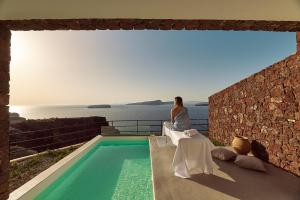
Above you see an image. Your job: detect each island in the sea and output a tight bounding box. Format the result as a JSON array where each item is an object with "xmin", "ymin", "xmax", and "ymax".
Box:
[
  {"xmin": 195, "ymin": 102, "xmax": 209, "ymax": 106},
  {"xmin": 87, "ymin": 104, "xmax": 111, "ymax": 108},
  {"xmin": 127, "ymin": 100, "xmax": 173, "ymax": 106}
]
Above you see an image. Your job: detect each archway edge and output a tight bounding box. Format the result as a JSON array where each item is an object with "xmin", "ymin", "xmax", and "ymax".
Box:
[{"xmin": 1, "ymin": 18, "xmax": 300, "ymax": 32}]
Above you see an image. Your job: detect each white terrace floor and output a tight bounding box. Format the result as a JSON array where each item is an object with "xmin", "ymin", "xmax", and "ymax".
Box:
[{"xmin": 149, "ymin": 136, "xmax": 300, "ymax": 200}]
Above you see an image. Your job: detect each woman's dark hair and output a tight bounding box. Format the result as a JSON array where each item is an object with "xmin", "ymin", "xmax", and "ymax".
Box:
[{"xmin": 175, "ymin": 96, "xmax": 183, "ymax": 106}]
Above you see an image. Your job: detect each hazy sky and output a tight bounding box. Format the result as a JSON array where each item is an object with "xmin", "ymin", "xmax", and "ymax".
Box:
[{"xmin": 10, "ymin": 30, "xmax": 296, "ymax": 105}]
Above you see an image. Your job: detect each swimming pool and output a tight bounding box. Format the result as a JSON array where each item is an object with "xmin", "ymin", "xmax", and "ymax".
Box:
[{"xmin": 9, "ymin": 136, "xmax": 153, "ymax": 200}]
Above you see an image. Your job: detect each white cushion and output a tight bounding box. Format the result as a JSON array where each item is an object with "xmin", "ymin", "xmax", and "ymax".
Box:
[{"xmin": 211, "ymin": 148, "xmax": 237, "ymax": 161}]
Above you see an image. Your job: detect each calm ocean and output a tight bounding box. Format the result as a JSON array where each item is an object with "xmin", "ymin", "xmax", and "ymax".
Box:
[
  {"xmin": 9, "ymin": 104, "xmax": 208, "ymax": 132},
  {"xmin": 9, "ymin": 104, "xmax": 208, "ymax": 121}
]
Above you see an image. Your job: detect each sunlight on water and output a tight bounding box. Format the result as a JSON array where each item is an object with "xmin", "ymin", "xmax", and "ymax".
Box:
[
  {"xmin": 8, "ymin": 105, "xmax": 208, "ymax": 121},
  {"xmin": 112, "ymin": 159, "xmax": 153, "ymax": 200},
  {"xmin": 8, "ymin": 105, "xmax": 208, "ymax": 132},
  {"xmin": 9, "ymin": 105, "xmax": 23, "ymax": 114}
]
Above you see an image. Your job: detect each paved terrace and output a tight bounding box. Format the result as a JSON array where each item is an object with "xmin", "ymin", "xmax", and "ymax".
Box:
[{"xmin": 149, "ymin": 136, "xmax": 300, "ymax": 200}]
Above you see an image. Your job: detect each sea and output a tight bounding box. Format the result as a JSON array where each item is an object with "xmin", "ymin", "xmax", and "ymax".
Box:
[{"xmin": 9, "ymin": 104, "xmax": 208, "ymax": 133}]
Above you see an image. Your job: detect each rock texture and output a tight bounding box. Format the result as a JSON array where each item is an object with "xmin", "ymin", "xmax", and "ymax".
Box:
[
  {"xmin": 0, "ymin": 18, "xmax": 298, "ymax": 199},
  {"xmin": 209, "ymin": 48, "xmax": 300, "ymax": 176},
  {"xmin": 0, "ymin": 27, "xmax": 10, "ymax": 200},
  {"xmin": 0, "ymin": 19, "xmax": 300, "ymax": 32}
]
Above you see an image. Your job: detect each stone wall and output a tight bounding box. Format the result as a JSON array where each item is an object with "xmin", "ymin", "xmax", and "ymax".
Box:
[
  {"xmin": 0, "ymin": 27, "xmax": 10, "ymax": 200},
  {"xmin": 209, "ymin": 49, "xmax": 300, "ymax": 176},
  {"xmin": 1, "ymin": 19, "xmax": 300, "ymax": 32}
]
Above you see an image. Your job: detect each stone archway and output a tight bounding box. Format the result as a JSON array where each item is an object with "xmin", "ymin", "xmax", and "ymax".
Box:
[
  {"xmin": 0, "ymin": 27, "xmax": 10, "ymax": 200},
  {"xmin": 0, "ymin": 19, "xmax": 299, "ymax": 199}
]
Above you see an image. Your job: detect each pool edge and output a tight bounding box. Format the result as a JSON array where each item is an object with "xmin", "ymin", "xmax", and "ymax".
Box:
[
  {"xmin": 9, "ymin": 135, "xmax": 102, "ymax": 200},
  {"xmin": 148, "ymin": 136, "xmax": 157, "ymax": 200},
  {"xmin": 9, "ymin": 136, "xmax": 151, "ymax": 200}
]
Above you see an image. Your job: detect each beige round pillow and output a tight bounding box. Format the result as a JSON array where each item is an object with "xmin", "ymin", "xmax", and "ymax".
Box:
[{"xmin": 234, "ymin": 155, "xmax": 266, "ymax": 172}]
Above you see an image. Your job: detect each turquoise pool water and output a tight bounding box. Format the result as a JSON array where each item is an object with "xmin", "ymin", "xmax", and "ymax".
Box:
[{"xmin": 34, "ymin": 139, "xmax": 153, "ymax": 200}]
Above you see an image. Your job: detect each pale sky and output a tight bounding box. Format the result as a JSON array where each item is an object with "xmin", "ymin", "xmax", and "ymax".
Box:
[{"xmin": 10, "ymin": 30, "xmax": 296, "ymax": 105}]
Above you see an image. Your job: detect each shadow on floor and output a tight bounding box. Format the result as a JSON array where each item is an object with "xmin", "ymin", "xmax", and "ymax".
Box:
[
  {"xmin": 189, "ymin": 159, "xmax": 300, "ymax": 200},
  {"xmin": 150, "ymin": 137, "xmax": 300, "ymax": 200}
]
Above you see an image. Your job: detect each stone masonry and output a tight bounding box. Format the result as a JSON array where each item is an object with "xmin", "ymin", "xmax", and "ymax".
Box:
[
  {"xmin": 0, "ymin": 18, "xmax": 298, "ymax": 199},
  {"xmin": 0, "ymin": 27, "xmax": 10, "ymax": 200},
  {"xmin": 209, "ymin": 34, "xmax": 300, "ymax": 176},
  {"xmin": 1, "ymin": 19, "xmax": 300, "ymax": 32}
]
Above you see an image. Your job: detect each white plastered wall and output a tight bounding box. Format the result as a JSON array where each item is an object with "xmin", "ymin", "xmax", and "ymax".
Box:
[{"xmin": 0, "ymin": 0, "xmax": 300, "ymax": 21}]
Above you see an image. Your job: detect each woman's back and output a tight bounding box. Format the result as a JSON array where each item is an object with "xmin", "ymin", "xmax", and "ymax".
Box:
[{"xmin": 173, "ymin": 106, "xmax": 191, "ymax": 131}]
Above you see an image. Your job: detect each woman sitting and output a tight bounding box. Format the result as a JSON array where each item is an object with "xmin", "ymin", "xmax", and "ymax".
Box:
[{"xmin": 165, "ymin": 96, "xmax": 191, "ymax": 131}]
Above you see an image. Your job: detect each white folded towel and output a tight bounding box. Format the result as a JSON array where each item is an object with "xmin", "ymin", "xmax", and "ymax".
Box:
[{"xmin": 184, "ymin": 129, "xmax": 199, "ymax": 137}]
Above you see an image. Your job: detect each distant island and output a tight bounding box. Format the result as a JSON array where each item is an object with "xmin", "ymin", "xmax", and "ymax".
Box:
[
  {"xmin": 195, "ymin": 102, "xmax": 209, "ymax": 106},
  {"xmin": 87, "ymin": 105, "xmax": 111, "ymax": 108},
  {"xmin": 127, "ymin": 100, "xmax": 173, "ymax": 106}
]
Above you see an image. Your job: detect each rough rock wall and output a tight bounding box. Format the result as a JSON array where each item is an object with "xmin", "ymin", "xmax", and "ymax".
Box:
[
  {"xmin": 209, "ymin": 45, "xmax": 300, "ymax": 176},
  {"xmin": 0, "ymin": 27, "xmax": 10, "ymax": 200}
]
